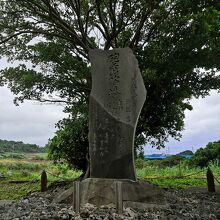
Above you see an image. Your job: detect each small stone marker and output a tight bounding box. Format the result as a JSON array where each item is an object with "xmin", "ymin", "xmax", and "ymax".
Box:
[
  {"xmin": 40, "ymin": 170, "xmax": 47, "ymax": 192},
  {"xmin": 72, "ymin": 181, "xmax": 80, "ymax": 213},
  {"xmin": 89, "ymin": 48, "xmax": 146, "ymax": 180},
  {"xmin": 115, "ymin": 181, "xmax": 123, "ymax": 214},
  {"xmin": 207, "ymin": 167, "xmax": 215, "ymax": 192}
]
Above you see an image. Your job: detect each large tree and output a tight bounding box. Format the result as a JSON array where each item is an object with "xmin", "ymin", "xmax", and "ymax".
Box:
[{"xmin": 0, "ymin": 0, "xmax": 220, "ymax": 171}]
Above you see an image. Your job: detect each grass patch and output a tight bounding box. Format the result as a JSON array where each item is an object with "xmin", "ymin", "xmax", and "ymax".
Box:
[
  {"xmin": 147, "ymin": 178, "xmax": 207, "ymax": 189},
  {"xmin": 136, "ymin": 162, "xmax": 220, "ymax": 189},
  {"xmin": 0, "ymin": 153, "xmax": 82, "ymax": 200},
  {"xmin": 1, "ymin": 154, "xmax": 220, "ymax": 200},
  {"xmin": 0, "ymin": 180, "xmax": 39, "ymax": 200}
]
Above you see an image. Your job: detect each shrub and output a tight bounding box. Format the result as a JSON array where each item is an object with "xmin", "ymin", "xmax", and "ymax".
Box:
[
  {"xmin": 47, "ymin": 116, "xmax": 88, "ymax": 173},
  {"xmin": 160, "ymin": 155, "xmax": 185, "ymax": 167},
  {"xmin": 135, "ymin": 158, "xmax": 145, "ymax": 169},
  {"xmin": 189, "ymin": 140, "xmax": 220, "ymax": 167}
]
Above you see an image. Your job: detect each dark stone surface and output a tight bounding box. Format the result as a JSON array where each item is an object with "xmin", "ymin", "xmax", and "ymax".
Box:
[
  {"xmin": 89, "ymin": 96, "xmax": 135, "ymax": 179},
  {"xmin": 207, "ymin": 167, "xmax": 215, "ymax": 192},
  {"xmin": 89, "ymin": 48, "xmax": 146, "ymax": 180},
  {"xmin": 41, "ymin": 170, "xmax": 47, "ymax": 192}
]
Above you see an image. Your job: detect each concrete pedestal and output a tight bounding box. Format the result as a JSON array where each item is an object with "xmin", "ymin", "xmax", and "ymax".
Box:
[{"xmin": 53, "ymin": 178, "xmax": 167, "ymax": 209}]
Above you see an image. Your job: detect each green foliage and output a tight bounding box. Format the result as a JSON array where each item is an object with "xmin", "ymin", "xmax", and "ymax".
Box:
[
  {"xmin": 135, "ymin": 158, "xmax": 145, "ymax": 170},
  {"xmin": 0, "ymin": 1, "xmax": 220, "ymax": 170},
  {"xmin": 137, "ymin": 155, "xmax": 189, "ymax": 169},
  {"xmin": 160, "ymin": 155, "xmax": 185, "ymax": 167},
  {"xmin": 0, "ymin": 139, "xmax": 45, "ymax": 153},
  {"xmin": 189, "ymin": 140, "xmax": 220, "ymax": 167},
  {"xmin": 47, "ymin": 116, "xmax": 89, "ymax": 172},
  {"xmin": 56, "ymin": 163, "xmax": 70, "ymax": 175},
  {"xmin": 30, "ymin": 153, "xmax": 48, "ymax": 161}
]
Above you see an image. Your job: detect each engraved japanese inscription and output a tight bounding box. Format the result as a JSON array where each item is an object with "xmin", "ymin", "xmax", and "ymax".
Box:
[{"xmin": 89, "ymin": 48, "xmax": 146, "ymax": 180}]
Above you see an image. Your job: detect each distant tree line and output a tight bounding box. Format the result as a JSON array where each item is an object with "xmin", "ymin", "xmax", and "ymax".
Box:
[{"xmin": 0, "ymin": 139, "xmax": 45, "ymax": 153}]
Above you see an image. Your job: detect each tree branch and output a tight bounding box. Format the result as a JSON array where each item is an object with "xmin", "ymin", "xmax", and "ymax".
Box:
[
  {"xmin": 129, "ymin": 1, "xmax": 163, "ymax": 49},
  {"xmin": 108, "ymin": 0, "xmax": 116, "ymax": 34},
  {"xmin": 23, "ymin": 0, "xmax": 91, "ymax": 52},
  {"xmin": 0, "ymin": 31, "xmax": 29, "ymax": 44},
  {"xmin": 33, "ymin": 98, "xmax": 70, "ymax": 104},
  {"xmin": 142, "ymin": 4, "xmax": 176, "ymax": 49},
  {"xmin": 95, "ymin": 0, "xmax": 111, "ymax": 44}
]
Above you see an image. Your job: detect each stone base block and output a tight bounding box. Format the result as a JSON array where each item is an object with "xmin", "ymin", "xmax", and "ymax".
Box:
[
  {"xmin": 53, "ymin": 178, "xmax": 167, "ymax": 209},
  {"xmin": 80, "ymin": 178, "xmax": 167, "ymax": 208}
]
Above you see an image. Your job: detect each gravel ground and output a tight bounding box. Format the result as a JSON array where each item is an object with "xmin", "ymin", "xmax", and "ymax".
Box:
[{"xmin": 0, "ymin": 187, "xmax": 220, "ymax": 219}]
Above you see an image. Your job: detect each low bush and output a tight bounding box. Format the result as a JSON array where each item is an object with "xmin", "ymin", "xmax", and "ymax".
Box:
[{"xmin": 160, "ymin": 155, "xmax": 185, "ymax": 167}]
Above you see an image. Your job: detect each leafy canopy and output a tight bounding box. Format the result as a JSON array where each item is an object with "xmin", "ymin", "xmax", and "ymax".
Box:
[
  {"xmin": 1, "ymin": 0, "xmax": 220, "ymax": 169},
  {"xmin": 190, "ymin": 140, "xmax": 220, "ymax": 167}
]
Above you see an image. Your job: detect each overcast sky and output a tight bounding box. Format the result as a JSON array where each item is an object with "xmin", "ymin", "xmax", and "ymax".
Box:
[
  {"xmin": 0, "ymin": 86, "xmax": 66, "ymax": 146},
  {"xmin": 0, "ymin": 58, "xmax": 66, "ymax": 147},
  {"xmin": 0, "ymin": 59, "xmax": 220, "ymax": 153},
  {"xmin": 145, "ymin": 90, "xmax": 220, "ymax": 154}
]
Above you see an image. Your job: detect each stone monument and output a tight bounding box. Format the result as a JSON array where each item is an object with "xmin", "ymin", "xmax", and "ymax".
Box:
[
  {"xmin": 89, "ymin": 47, "xmax": 146, "ymax": 180},
  {"xmin": 54, "ymin": 48, "xmax": 167, "ymax": 209}
]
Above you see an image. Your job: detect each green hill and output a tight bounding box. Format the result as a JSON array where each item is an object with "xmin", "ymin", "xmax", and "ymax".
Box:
[{"xmin": 0, "ymin": 139, "xmax": 45, "ymax": 153}]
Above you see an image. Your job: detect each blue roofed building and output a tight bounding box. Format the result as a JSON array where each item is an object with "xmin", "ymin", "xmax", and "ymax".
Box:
[
  {"xmin": 144, "ymin": 153, "xmax": 193, "ymax": 160},
  {"xmin": 144, "ymin": 154, "xmax": 169, "ymax": 160}
]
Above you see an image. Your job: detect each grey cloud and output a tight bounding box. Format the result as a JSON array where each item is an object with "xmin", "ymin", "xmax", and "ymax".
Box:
[
  {"xmin": 145, "ymin": 90, "xmax": 220, "ymax": 154},
  {"xmin": 0, "ymin": 58, "xmax": 67, "ymax": 147},
  {"xmin": 183, "ymin": 91, "xmax": 220, "ymax": 137},
  {"xmin": 0, "ymin": 87, "xmax": 66, "ymax": 146}
]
